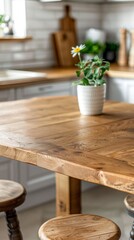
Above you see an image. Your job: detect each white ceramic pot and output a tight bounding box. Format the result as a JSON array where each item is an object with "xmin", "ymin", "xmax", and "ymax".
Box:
[
  {"xmin": 83, "ymin": 54, "xmax": 95, "ymax": 61},
  {"xmin": 86, "ymin": 28, "xmax": 106, "ymax": 44},
  {"xmin": 77, "ymin": 85, "xmax": 105, "ymax": 116}
]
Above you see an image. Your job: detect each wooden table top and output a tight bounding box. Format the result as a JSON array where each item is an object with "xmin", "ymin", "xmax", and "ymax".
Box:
[{"xmin": 0, "ymin": 96, "xmax": 134, "ymax": 194}]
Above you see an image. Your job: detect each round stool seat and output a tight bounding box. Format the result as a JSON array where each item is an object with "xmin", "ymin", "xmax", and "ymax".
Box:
[
  {"xmin": 124, "ymin": 195, "xmax": 134, "ymax": 217},
  {"xmin": 124, "ymin": 195, "xmax": 134, "ymax": 240},
  {"xmin": 0, "ymin": 179, "xmax": 26, "ymax": 212},
  {"xmin": 39, "ymin": 214, "xmax": 121, "ymax": 240}
]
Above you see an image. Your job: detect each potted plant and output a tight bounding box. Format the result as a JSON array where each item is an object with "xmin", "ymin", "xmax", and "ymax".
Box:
[
  {"xmin": 81, "ymin": 39, "xmax": 106, "ymax": 60},
  {"xmin": 0, "ymin": 14, "xmax": 5, "ymax": 36},
  {"xmin": 71, "ymin": 44, "xmax": 110, "ymax": 115},
  {"xmin": 103, "ymin": 42, "xmax": 119, "ymax": 63}
]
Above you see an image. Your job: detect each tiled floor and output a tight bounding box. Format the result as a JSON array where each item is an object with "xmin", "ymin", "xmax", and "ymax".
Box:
[{"xmin": 0, "ymin": 185, "xmax": 132, "ymax": 240}]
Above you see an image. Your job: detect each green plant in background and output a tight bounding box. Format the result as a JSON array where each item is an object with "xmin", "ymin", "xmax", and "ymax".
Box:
[
  {"xmin": 0, "ymin": 15, "xmax": 5, "ymax": 25},
  {"xmin": 71, "ymin": 44, "xmax": 110, "ymax": 86},
  {"xmin": 103, "ymin": 41, "xmax": 119, "ymax": 63},
  {"xmin": 80, "ymin": 39, "xmax": 106, "ymax": 55},
  {"xmin": 105, "ymin": 42, "xmax": 119, "ymax": 51}
]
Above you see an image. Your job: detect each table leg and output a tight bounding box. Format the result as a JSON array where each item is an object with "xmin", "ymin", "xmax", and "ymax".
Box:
[{"xmin": 56, "ymin": 173, "xmax": 81, "ymax": 216}]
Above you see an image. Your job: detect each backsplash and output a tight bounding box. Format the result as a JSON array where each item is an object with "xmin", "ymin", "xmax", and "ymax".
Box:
[
  {"xmin": 102, "ymin": 2, "xmax": 134, "ymax": 44},
  {"xmin": 0, "ymin": 1, "xmax": 134, "ymax": 70},
  {"xmin": 0, "ymin": 1, "xmax": 101, "ymax": 70}
]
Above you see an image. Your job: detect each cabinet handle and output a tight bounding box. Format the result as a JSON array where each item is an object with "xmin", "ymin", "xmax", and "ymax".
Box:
[{"xmin": 39, "ymin": 86, "xmax": 53, "ymax": 91}]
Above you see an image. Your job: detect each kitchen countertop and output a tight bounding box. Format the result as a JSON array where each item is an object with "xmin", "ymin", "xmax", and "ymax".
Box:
[
  {"xmin": 0, "ymin": 64, "xmax": 134, "ymax": 89},
  {"xmin": 108, "ymin": 64, "xmax": 134, "ymax": 79},
  {"xmin": 0, "ymin": 70, "xmax": 47, "ymax": 89},
  {"xmin": 31, "ymin": 64, "xmax": 134, "ymax": 79}
]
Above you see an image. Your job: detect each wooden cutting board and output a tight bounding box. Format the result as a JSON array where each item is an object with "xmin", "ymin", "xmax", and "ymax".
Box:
[
  {"xmin": 60, "ymin": 5, "xmax": 77, "ymax": 42},
  {"xmin": 52, "ymin": 31, "xmax": 78, "ymax": 67}
]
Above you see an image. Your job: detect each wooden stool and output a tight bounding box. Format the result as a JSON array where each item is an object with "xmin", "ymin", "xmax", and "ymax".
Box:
[
  {"xmin": 38, "ymin": 214, "xmax": 121, "ymax": 240},
  {"xmin": 0, "ymin": 179, "xmax": 26, "ymax": 240},
  {"xmin": 124, "ymin": 195, "xmax": 134, "ymax": 240}
]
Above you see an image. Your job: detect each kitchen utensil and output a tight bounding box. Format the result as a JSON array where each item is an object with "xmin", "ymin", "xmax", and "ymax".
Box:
[
  {"xmin": 60, "ymin": 5, "xmax": 77, "ymax": 42},
  {"xmin": 118, "ymin": 28, "xmax": 127, "ymax": 66},
  {"xmin": 128, "ymin": 30, "xmax": 134, "ymax": 67},
  {"xmin": 52, "ymin": 31, "xmax": 78, "ymax": 67}
]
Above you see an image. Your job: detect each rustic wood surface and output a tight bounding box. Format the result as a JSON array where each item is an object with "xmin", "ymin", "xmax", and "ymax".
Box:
[
  {"xmin": 60, "ymin": 5, "xmax": 77, "ymax": 43},
  {"xmin": 56, "ymin": 174, "xmax": 81, "ymax": 216},
  {"xmin": 0, "ymin": 180, "xmax": 26, "ymax": 212},
  {"xmin": 38, "ymin": 214, "xmax": 121, "ymax": 240},
  {"xmin": 124, "ymin": 195, "xmax": 134, "ymax": 212},
  {"xmin": 52, "ymin": 31, "xmax": 77, "ymax": 67},
  {"xmin": 0, "ymin": 180, "xmax": 26, "ymax": 240},
  {"xmin": 0, "ymin": 96, "xmax": 133, "ymax": 194},
  {"xmin": 0, "ymin": 36, "xmax": 32, "ymax": 42}
]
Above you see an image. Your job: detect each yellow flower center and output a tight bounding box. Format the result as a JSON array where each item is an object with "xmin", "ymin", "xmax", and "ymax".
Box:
[{"xmin": 74, "ymin": 47, "xmax": 80, "ymax": 53}]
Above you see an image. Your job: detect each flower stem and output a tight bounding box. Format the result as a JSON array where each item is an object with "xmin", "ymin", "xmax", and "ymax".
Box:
[{"xmin": 78, "ymin": 52, "xmax": 82, "ymax": 63}]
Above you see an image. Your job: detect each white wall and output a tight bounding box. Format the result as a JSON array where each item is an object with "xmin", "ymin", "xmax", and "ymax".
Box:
[
  {"xmin": 1, "ymin": 1, "xmax": 134, "ymax": 70},
  {"xmin": 0, "ymin": 1, "xmax": 101, "ymax": 69},
  {"xmin": 101, "ymin": 2, "xmax": 134, "ymax": 48}
]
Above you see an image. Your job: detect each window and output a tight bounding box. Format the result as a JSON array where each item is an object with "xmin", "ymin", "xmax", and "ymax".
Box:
[
  {"xmin": 0, "ymin": 1, "xmax": 5, "ymax": 14},
  {"xmin": 0, "ymin": 0, "xmax": 26, "ymax": 37},
  {"xmin": 12, "ymin": 0, "xmax": 26, "ymax": 36},
  {"xmin": 0, "ymin": 0, "xmax": 12, "ymax": 16}
]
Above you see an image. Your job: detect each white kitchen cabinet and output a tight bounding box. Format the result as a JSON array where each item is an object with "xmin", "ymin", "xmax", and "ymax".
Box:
[
  {"xmin": 0, "ymin": 88, "xmax": 15, "ymax": 101},
  {"xmin": 17, "ymin": 162, "xmax": 56, "ymax": 209},
  {"xmin": 107, "ymin": 77, "xmax": 134, "ymax": 103},
  {"xmin": 0, "ymin": 157, "xmax": 19, "ymax": 181},
  {"xmin": 16, "ymin": 81, "xmax": 73, "ymax": 100}
]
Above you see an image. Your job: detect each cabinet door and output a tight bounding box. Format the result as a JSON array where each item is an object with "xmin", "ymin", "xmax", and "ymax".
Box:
[
  {"xmin": 0, "ymin": 157, "xmax": 18, "ymax": 181},
  {"xmin": 18, "ymin": 162, "xmax": 55, "ymax": 209},
  {"xmin": 126, "ymin": 82, "xmax": 134, "ymax": 103},
  {"xmin": 16, "ymin": 81, "xmax": 72, "ymax": 100},
  {"xmin": 107, "ymin": 78, "xmax": 126, "ymax": 102},
  {"xmin": 0, "ymin": 89, "xmax": 15, "ymax": 101},
  {"xmin": 107, "ymin": 78, "xmax": 134, "ymax": 103}
]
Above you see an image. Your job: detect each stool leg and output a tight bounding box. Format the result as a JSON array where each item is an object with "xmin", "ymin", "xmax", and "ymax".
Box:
[
  {"xmin": 129, "ymin": 221, "xmax": 134, "ymax": 240},
  {"xmin": 5, "ymin": 209, "xmax": 23, "ymax": 240}
]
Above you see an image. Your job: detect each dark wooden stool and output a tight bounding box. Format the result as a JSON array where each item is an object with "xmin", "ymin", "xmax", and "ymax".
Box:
[
  {"xmin": 0, "ymin": 179, "xmax": 26, "ymax": 240},
  {"xmin": 124, "ymin": 195, "xmax": 134, "ymax": 240},
  {"xmin": 38, "ymin": 214, "xmax": 121, "ymax": 240}
]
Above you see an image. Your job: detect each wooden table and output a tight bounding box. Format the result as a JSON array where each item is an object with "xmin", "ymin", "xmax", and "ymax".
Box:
[{"xmin": 0, "ymin": 96, "xmax": 134, "ymax": 216}]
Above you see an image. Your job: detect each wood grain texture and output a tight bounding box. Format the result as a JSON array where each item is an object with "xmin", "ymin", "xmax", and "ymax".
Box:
[
  {"xmin": 0, "ymin": 96, "xmax": 133, "ymax": 194},
  {"xmin": 38, "ymin": 214, "xmax": 121, "ymax": 240},
  {"xmin": 60, "ymin": 5, "xmax": 77, "ymax": 43},
  {"xmin": 56, "ymin": 173, "xmax": 81, "ymax": 216},
  {"xmin": 0, "ymin": 180, "xmax": 26, "ymax": 240},
  {"xmin": 124, "ymin": 195, "xmax": 134, "ymax": 212},
  {"xmin": 0, "ymin": 36, "xmax": 32, "ymax": 42},
  {"xmin": 52, "ymin": 31, "xmax": 77, "ymax": 67},
  {"xmin": 0, "ymin": 180, "xmax": 26, "ymax": 212}
]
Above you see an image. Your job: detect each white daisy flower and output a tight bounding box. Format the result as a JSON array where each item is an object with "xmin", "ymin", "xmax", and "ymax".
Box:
[{"xmin": 71, "ymin": 44, "xmax": 85, "ymax": 57}]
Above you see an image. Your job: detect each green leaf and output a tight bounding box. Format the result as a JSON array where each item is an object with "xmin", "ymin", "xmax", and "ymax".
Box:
[
  {"xmin": 80, "ymin": 78, "xmax": 89, "ymax": 86},
  {"xmin": 72, "ymin": 80, "xmax": 81, "ymax": 86},
  {"xmin": 76, "ymin": 70, "xmax": 81, "ymax": 77},
  {"xmin": 95, "ymin": 79, "xmax": 106, "ymax": 86}
]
